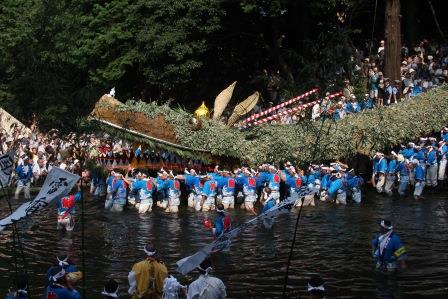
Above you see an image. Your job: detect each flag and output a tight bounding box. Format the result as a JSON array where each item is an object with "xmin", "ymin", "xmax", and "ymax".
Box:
[
  {"xmin": 0, "ymin": 151, "xmax": 15, "ymax": 188},
  {"xmin": 175, "ymin": 191, "xmax": 304, "ymax": 275},
  {"xmin": 0, "ymin": 167, "xmax": 80, "ymax": 232}
]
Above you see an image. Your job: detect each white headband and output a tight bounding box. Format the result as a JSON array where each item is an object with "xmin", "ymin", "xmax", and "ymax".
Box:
[
  {"xmin": 380, "ymin": 220, "xmax": 393, "ymax": 230},
  {"xmin": 216, "ymin": 207, "xmax": 225, "ymax": 213},
  {"xmin": 307, "ymin": 283, "xmax": 325, "ymax": 292},
  {"xmin": 143, "ymin": 247, "xmax": 157, "ymax": 257},
  {"xmin": 101, "ymin": 289, "xmax": 118, "ymax": 298},
  {"xmin": 51, "ymin": 268, "xmax": 66, "ymax": 282},
  {"xmin": 57, "ymin": 256, "xmax": 69, "ymax": 267},
  {"xmin": 197, "ymin": 265, "xmax": 213, "ymax": 276}
]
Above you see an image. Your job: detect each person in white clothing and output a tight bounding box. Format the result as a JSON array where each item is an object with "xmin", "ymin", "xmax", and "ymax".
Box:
[{"xmin": 187, "ymin": 258, "xmax": 226, "ymax": 299}]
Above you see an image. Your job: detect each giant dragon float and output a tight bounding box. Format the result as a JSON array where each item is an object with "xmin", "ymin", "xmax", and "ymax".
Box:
[{"xmin": 90, "ymin": 83, "xmax": 448, "ymax": 167}]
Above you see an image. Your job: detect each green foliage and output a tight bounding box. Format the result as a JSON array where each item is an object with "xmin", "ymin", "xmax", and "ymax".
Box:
[{"xmin": 101, "ymin": 86, "xmax": 448, "ymax": 165}]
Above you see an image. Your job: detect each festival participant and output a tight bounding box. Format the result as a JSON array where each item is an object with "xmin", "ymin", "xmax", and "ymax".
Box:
[
  {"xmin": 281, "ymin": 166, "xmax": 303, "ymax": 206},
  {"xmin": 164, "ymin": 172, "xmax": 181, "ymax": 213},
  {"xmin": 345, "ymin": 169, "xmax": 363, "ymax": 203},
  {"xmin": 162, "ymin": 275, "xmax": 186, "ymax": 299},
  {"xmin": 137, "ymin": 174, "xmax": 155, "ymax": 214},
  {"xmin": 181, "ymin": 169, "xmax": 202, "ymax": 208},
  {"xmin": 46, "ymin": 266, "xmax": 81, "ymax": 299},
  {"xmin": 105, "ymin": 170, "xmax": 116, "ymax": 209},
  {"xmin": 155, "ymin": 171, "xmax": 168, "ymax": 209},
  {"xmin": 128, "ymin": 171, "xmax": 143, "ymax": 207},
  {"xmin": 441, "ymin": 127, "xmax": 448, "ymax": 142},
  {"xmin": 14, "ymin": 156, "xmax": 33, "ymax": 200},
  {"xmin": 319, "ymin": 167, "xmax": 331, "ymax": 202},
  {"xmin": 199, "ymin": 175, "xmax": 217, "ymax": 212},
  {"xmin": 374, "ymin": 153, "xmax": 387, "ymax": 194},
  {"xmin": 47, "ymin": 253, "xmax": 79, "ymax": 281},
  {"xmin": 90, "ymin": 171, "xmax": 107, "ymax": 198},
  {"xmin": 128, "ymin": 244, "xmax": 168, "ymax": 299},
  {"xmin": 216, "ymin": 170, "xmax": 235, "ymax": 209},
  {"xmin": 259, "ymin": 165, "xmax": 281, "ymax": 203},
  {"xmin": 426, "ymin": 145, "xmax": 438, "ymax": 188},
  {"xmin": 110, "ymin": 172, "xmax": 127, "ymax": 212},
  {"xmin": 412, "ymin": 159, "xmax": 425, "ymax": 199},
  {"xmin": 384, "ymin": 153, "xmax": 397, "ymax": 196},
  {"xmin": 306, "ymin": 275, "xmax": 326, "ymax": 299},
  {"xmin": 301, "ymin": 166, "xmax": 319, "ymax": 207},
  {"xmin": 211, "ymin": 203, "xmax": 231, "ymax": 239},
  {"xmin": 327, "ymin": 171, "xmax": 347, "ymax": 205},
  {"xmin": 414, "ymin": 145, "xmax": 427, "ymax": 172},
  {"xmin": 438, "ymin": 140, "xmax": 447, "ymax": 185},
  {"xmin": 187, "ymin": 257, "xmax": 226, "ymax": 299},
  {"xmin": 56, "ymin": 182, "xmax": 81, "ymax": 231},
  {"xmin": 261, "ymin": 187, "xmax": 276, "ymax": 229},
  {"xmin": 5, "ymin": 275, "xmax": 28, "ymax": 299},
  {"xmin": 395, "ymin": 155, "xmax": 410, "ymax": 197},
  {"xmin": 101, "ymin": 279, "xmax": 119, "ymax": 299},
  {"xmin": 372, "ymin": 220, "xmax": 407, "ymax": 273},
  {"xmin": 236, "ymin": 168, "xmax": 258, "ymax": 212}
]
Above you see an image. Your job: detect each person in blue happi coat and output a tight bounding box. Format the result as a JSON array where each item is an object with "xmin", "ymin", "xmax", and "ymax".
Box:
[
  {"xmin": 345, "ymin": 169, "xmax": 363, "ymax": 203},
  {"xmin": 395, "ymin": 155, "xmax": 410, "ymax": 197},
  {"xmin": 46, "ymin": 266, "xmax": 81, "ymax": 299},
  {"xmin": 372, "ymin": 220, "xmax": 407, "ymax": 272},
  {"xmin": 56, "ymin": 182, "xmax": 81, "ymax": 231},
  {"xmin": 426, "ymin": 145, "xmax": 438, "ymax": 188},
  {"xmin": 412, "ymin": 159, "xmax": 425, "ymax": 199},
  {"xmin": 215, "ymin": 170, "xmax": 236, "ymax": 209},
  {"xmin": 14, "ymin": 156, "xmax": 33, "ymax": 200}
]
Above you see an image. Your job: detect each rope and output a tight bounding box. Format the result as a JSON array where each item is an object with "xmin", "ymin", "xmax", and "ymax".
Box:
[{"xmin": 281, "ymin": 93, "xmax": 335, "ymax": 298}]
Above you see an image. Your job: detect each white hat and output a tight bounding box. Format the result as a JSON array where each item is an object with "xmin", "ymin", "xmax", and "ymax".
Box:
[
  {"xmin": 397, "ymin": 154, "xmax": 405, "ymax": 162},
  {"xmin": 401, "ymin": 60, "xmax": 407, "ymax": 65}
]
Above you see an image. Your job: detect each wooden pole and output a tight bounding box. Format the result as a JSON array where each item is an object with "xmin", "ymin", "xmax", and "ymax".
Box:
[{"xmin": 384, "ymin": 0, "xmax": 401, "ymax": 82}]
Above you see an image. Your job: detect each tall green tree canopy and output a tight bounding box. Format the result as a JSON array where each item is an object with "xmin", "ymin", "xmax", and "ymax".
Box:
[{"xmin": 0, "ymin": 0, "xmax": 445, "ymax": 128}]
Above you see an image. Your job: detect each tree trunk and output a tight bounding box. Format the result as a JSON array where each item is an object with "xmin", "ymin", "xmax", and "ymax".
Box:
[{"xmin": 384, "ymin": 0, "xmax": 401, "ymax": 82}]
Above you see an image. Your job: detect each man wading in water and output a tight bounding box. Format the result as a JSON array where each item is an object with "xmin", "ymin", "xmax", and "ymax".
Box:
[
  {"xmin": 372, "ymin": 220, "xmax": 407, "ymax": 272},
  {"xmin": 128, "ymin": 243, "xmax": 168, "ymax": 299}
]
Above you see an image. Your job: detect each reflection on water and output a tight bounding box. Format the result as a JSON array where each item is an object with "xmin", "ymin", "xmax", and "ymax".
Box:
[{"xmin": 1, "ymin": 190, "xmax": 448, "ymax": 298}]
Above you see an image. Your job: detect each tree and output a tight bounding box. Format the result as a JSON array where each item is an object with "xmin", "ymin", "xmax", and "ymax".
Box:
[{"xmin": 384, "ymin": 0, "xmax": 401, "ymax": 82}]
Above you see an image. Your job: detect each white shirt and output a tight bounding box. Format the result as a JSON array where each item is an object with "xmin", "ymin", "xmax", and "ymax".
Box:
[{"xmin": 187, "ymin": 275, "xmax": 226, "ymax": 299}]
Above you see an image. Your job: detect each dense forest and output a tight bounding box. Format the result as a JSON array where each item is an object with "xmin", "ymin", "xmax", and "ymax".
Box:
[{"xmin": 0, "ymin": 0, "xmax": 446, "ymax": 129}]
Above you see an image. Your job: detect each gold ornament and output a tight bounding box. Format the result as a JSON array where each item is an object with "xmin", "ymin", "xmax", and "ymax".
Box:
[{"xmin": 194, "ymin": 101, "xmax": 210, "ymax": 119}]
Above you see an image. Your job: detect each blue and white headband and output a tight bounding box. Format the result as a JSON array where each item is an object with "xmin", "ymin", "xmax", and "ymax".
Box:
[
  {"xmin": 143, "ymin": 246, "xmax": 157, "ymax": 257},
  {"xmin": 51, "ymin": 268, "xmax": 66, "ymax": 282},
  {"xmin": 380, "ymin": 220, "xmax": 393, "ymax": 230},
  {"xmin": 57, "ymin": 256, "xmax": 69, "ymax": 267},
  {"xmin": 101, "ymin": 289, "xmax": 118, "ymax": 298},
  {"xmin": 216, "ymin": 206, "xmax": 225, "ymax": 213},
  {"xmin": 307, "ymin": 283, "xmax": 325, "ymax": 292}
]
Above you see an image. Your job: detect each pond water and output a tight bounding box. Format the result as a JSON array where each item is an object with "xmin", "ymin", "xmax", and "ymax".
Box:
[{"xmin": 1, "ymin": 189, "xmax": 448, "ymax": 298}]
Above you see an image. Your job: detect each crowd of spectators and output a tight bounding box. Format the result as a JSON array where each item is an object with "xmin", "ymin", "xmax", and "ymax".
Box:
[
  {"xmin": 240, "ymin": 39, "xmax": 448, "ymax": 126},
  {"xmin": 0, "ymin": 126, "xmax": 206, "ymax": 189}
]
